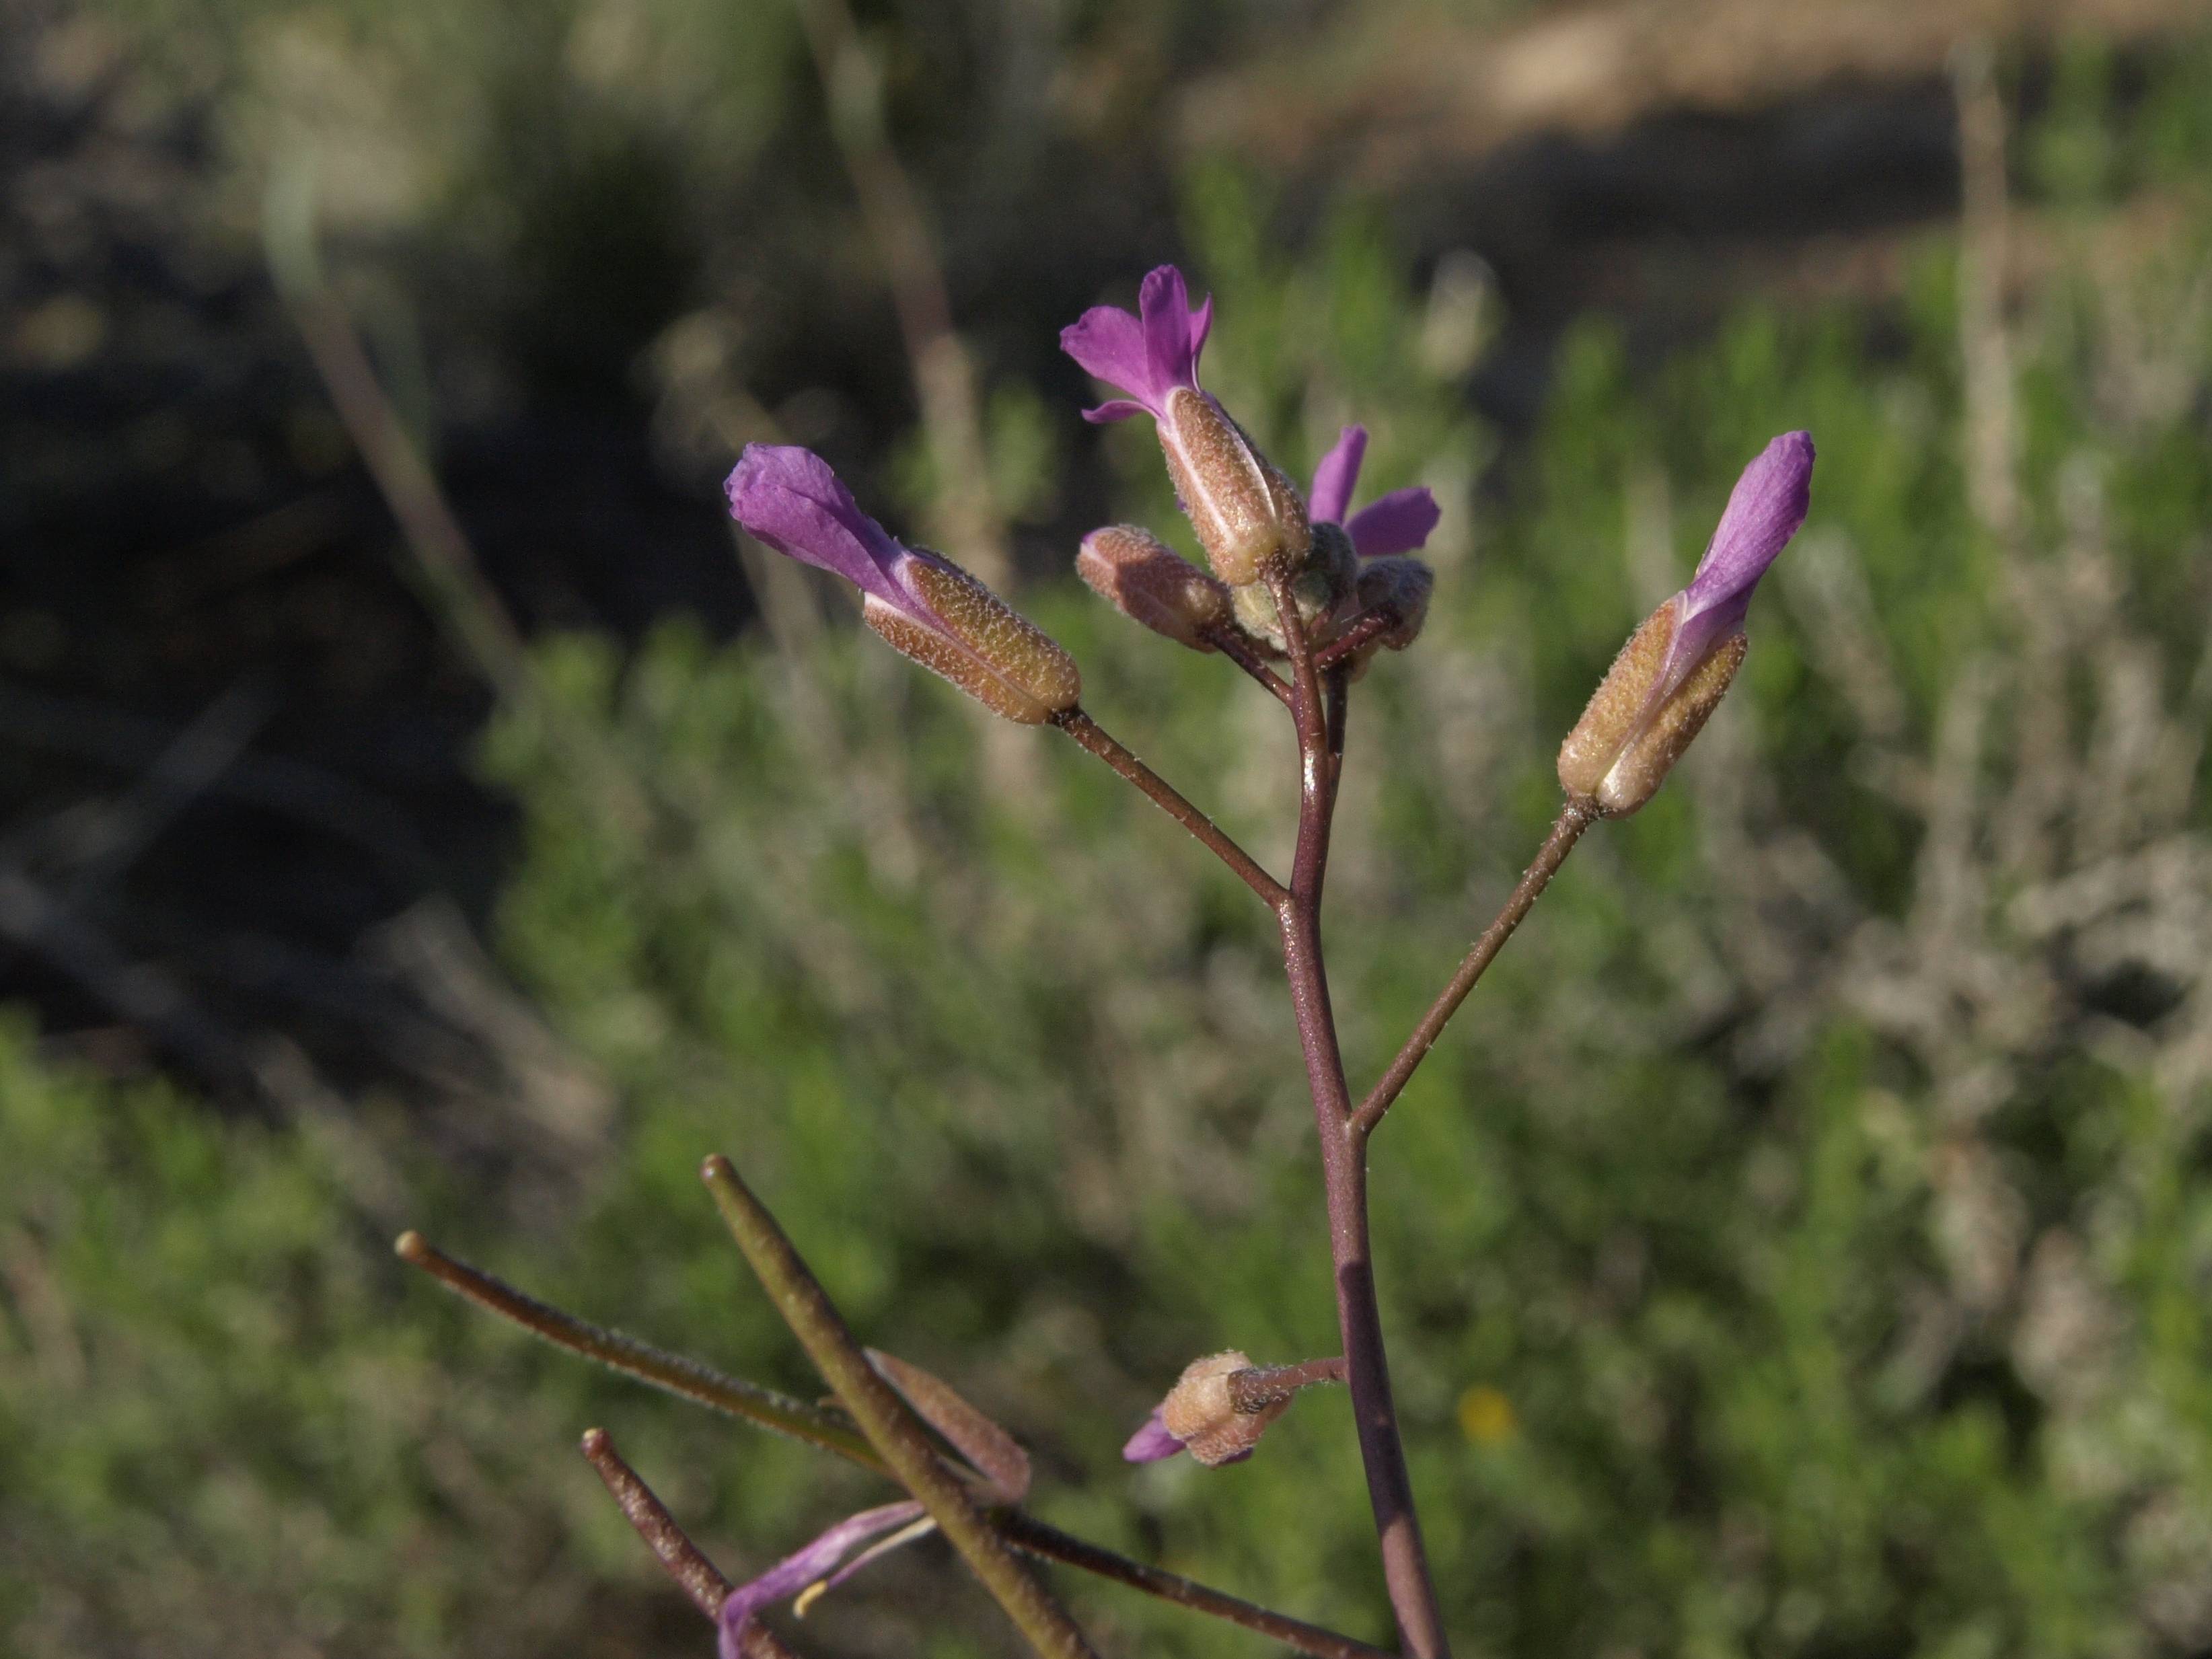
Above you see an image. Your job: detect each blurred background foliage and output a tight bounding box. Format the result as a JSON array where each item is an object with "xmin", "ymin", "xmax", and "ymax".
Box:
[{"xmin": 6, "ymin": 1, "xmax": 2212, "ymax": 1656}]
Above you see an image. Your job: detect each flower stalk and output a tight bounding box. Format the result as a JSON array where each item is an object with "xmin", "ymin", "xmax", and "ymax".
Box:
[{"xmin": 700, "ymin": 1154, "xmax": 1099, "ymax": 1659}]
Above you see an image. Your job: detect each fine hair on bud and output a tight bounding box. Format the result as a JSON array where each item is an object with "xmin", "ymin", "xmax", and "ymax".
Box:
[
  {"xmin": 1160, "ymin": 1350, "xmax": 1289, "ymax": 1467},
  {"xmin": 1357, "ymin": 558, "xmax": 1434, "ymax": 651},
  {"xmin": 1228, "ymin": 521, "xmax": 1357, "ymax": 653},
  {"xmin": 1076, "ymin": 525, "xmax": 1234, "ymax": 651},
  {"xmin": 865, "ymin": 556, "xmax": 1082, "ymax": 725},
  {"xmin": 1160, "ymin": 389, "xmax": 1311, "ymax": 587},
  {"xmin": 1339, "ymin": 556, "xmax": 1436, "ymax": 681},
  {"xmin": 1557, "ymin": 600, "xmax": 1746, "ymax": 815}
]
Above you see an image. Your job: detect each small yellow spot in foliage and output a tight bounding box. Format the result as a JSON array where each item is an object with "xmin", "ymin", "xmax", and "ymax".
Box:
[{"xmin": 1457, "ymin": 1385, "xmax": 1516, "ymax": 1446}]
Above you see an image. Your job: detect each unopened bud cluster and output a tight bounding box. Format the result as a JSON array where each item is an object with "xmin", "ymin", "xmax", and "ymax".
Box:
[{"xmin": 1060, "ymin": 268, "xmax": 1444, "ymax": 667}]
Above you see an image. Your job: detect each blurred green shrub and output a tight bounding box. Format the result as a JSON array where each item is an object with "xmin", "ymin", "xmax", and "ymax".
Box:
[{"xmin": 11, "ymin": 35, "xmax": 2212, "ymax": 1659}]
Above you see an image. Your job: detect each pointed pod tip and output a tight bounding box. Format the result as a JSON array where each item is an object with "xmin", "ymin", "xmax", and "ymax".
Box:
[
  {"xmin": 579, "ymin": 1426, "xmax": 610, "ymax": 1458},
  {"xmin": 700, "ymin": 1153, "xmax": 734, "ymax": 1184},
  {"xmin": 394, "ymin": 1230, "xmax": 429, "ymax": 1263}
]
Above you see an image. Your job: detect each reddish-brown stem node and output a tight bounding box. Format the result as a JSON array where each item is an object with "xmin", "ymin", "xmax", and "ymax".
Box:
[
  {"xmin": 1201, "ymin": 623, "xmax": 1295, "ymax": 706},
  {"xmin": 1313, "ymin": 605, "xmax": 1402, "ymax": 671}
]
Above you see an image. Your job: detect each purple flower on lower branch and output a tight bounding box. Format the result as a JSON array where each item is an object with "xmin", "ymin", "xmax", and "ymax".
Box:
[
  {"xmin": 716, "ymin": 1350, "xmax": 1033, "ymax": 1652},
  {"xmin": 725, "ymin": 444, "xmax": 1079, "ymax": 724},
  {"xmin": 1308, "ymin": 425, "xmax": 1441, "ymax": 560},
  {"xmin": 1557, "ymin": 431, "xmax": 1814, "ymax": 816},
  {"xmin": 1062, "ymin": 266, "xmax": 1307, "ymax": 587},
  {"xmin": 718, "ymin": 1502, "xmax": 934, "ymax": 1657}
]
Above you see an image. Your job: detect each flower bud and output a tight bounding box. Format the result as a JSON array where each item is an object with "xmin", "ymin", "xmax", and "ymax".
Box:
[
  {"xmin": 1339, "ymin": 556, "xmax": 1436, "ymax": 681},
  {"xmin": 1557, "ymin": 600, "xmax": 1746, "ymax": 814},
  {"xmin": 725, "ymin": 445, "xmax": 1081, "ymax": 727},
  {"xmin": 1158, "ymin": 1350, "xmax": 1288, "ymax": 1468},
  {"xmin": 1356, "ymin": 557, "xmax": 1433, "ymax": 651},
  {"xmin": 1158, "ymin": 389, "xmax": 1311, "ymax": 587},
  {"xmin": 1058, "ymin": 268, "xmax": 1309, "ymax": 586},
  {"xmin": 865, "ymin": 556, "xmax": 1081, "ymax": 725},
  {"xmin": 1557, "ymin": 431, "xmax": 1814, "ymax": 815},
  {"xmin": 1228, "ymin": 520, "xmax": 1356, "ymax": 652},
  {"xmin": 1076, "ymin": 525, "xmax": 1233, "ymax": 651}
]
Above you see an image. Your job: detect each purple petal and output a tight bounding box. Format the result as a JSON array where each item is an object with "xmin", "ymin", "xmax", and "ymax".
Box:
[
  {"xmin": 1137, "ymin": 266, "xmax": 1205, "ymax": 406},
  {"xmin": 718, "ymin": 1502, "xmax": 928, "ymax": 1658},
  {"xmin": 1345, "ymin": 487, "xmax": 1441, "ymax": 559},
  {"xmin": 1079, "ymin": 398, "xmax": 1151, "ymax": 425},
  {"xmin": 726, "ymin": 445, "xmax": 913, "ymax": 613},
  {"xmin": 1061, "ymin": 304, "xmax": 1152, "ymax": 411},
  {"xmin": 1121, "ymin": 1408, "xmax": 1185, "ymax": 1464},
  {"xmin": 1659, "ymin": 431, "xmax": 1814, "ymax": 694},
  {"xmin": 1308, "ymin": 426, "xmax": 1368, "ymax": 527},
  {"xmin": 809, "ymin": 1513, "xmax": 938, "ymax": 1602},
  {"xmin": 1187, "ymin": 291, "xmax": 1214, "ymax": 367},
  {"xmin": 1064, "ymin": 267, "xmax": 1210, "ymax": 420}
]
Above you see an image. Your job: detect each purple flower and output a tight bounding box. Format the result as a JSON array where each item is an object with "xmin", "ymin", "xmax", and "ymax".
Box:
[
  {"xmin": 1652, "ymin": 430, "xmax": 1814, "ymax": 708},
  {"xmin": 725, "ymin": 444, "xmax": 1080, "ymax": 724},
  {"xmin": 1308, "ymin": 425, "xmax": 1440, "ymax": 560},
  {"xmin": 718, "ymin": 1501, "xmax": 933, "ymax": 1657},
  {"xmin": 1556, "ymin": 430, "xmax": 1815, "ymax": 815},
  {"xmin": 1060, "ymin": 266, "xmax": 1307, "ymax": 586},
  {"xmin": 1060, "ymin": 265, "xmax": 1214, "ymax": 425},
  {"xmin": 715, "ymin": 1351, "xmax": 1033, "ymax": 1652},
  {"xmin": 725, "ymin": 442, "xmax": 928, "ymax": 614}
]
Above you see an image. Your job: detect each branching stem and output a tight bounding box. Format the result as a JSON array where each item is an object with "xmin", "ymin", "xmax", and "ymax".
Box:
[
  {"xmin": 1353, "ymin": 801, "xmax": 1594, "ymax": 1137},
  {"xmin": 701, "ymin": 1155, "xmax": 1098, "ymax": 1659},
  {"xmin": 1201, "ymin": 624, "xmax": 1295, "ymax": 706},
  {"xmin": 1052, "ymin": 707, "xmax": 1286, "ymax": 906},
  {"xmin": 1265, "ymin": 567, "xmax": 1452, "ymax": 1659},
  {"xmin": 400, "ymin": 1232, "xmax": 1387, "ymax": 1659}
]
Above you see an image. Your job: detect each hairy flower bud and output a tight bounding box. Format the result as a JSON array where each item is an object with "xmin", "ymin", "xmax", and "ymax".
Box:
[
  {"xmin": 727, "ymin": 443, "xmax": 1078, "ymax": 725},
  {"xmin": 1076, "ymin": 525, "xmax": 1233, "ymax": 651},
  {"xmin": 865, "ymin": 558, "xmax": 1080, "ymax": 725},
  {"xmin": 1158, "ymin": 390, "xmax": 1311, "ymax": 587},
  {"xmin": 1558, "ymin": 602, "xmax": 1746, "ymax": 813},
  {"xmin": 1158, "ymin": 1350, "xmax": 1288, "ymax": 1468},
  {"xmin": 1557, "ymin": 431, "xmax": 1813, "ymax": 815},
  {"xmin": 1228, "ymin": 520, "xmax": 1356, "ymax": 652},
  {"xmin": 1060, "ymin": 265, "xmax": 1309, "ymax": 585},
  {"xmin": 1356, "ymin": 557, "xmax": 1434, "ymax": 651},
  {"xmin": 1338, "ymin": 556, "xmax": 1436, "ymax": 681}
]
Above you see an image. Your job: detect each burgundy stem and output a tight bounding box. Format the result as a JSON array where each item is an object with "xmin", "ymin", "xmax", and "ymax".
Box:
[
  {"xmin": 579, "ymin": 1430, "xmax": 805, "ymax": 1659},
  {"xmin": 1202, "ymin": 624, "xmax": 1295, "ymax": 707},
  {"xmin": 1230, "ymin": 1356, "xmax": 1350, "ymax": 1411},
  {"xmin": 1313, "ymin": 605, "xmax": 1402, "ymax": 673},
  {"xmin": 1352, "ymin": 800, "xmax": 1594, "ymax": 1137},
  {"xmin": 1265, "ymin": 569, "xmax": 1452, "ymax": 1659},
  {"xmin": 997, "ymin": 1514, "xmax": 1395, "ymax": 1659},
  {"xmin": 1052, "ymin": 707, "xmax": 1287, "ymax": 906}
]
